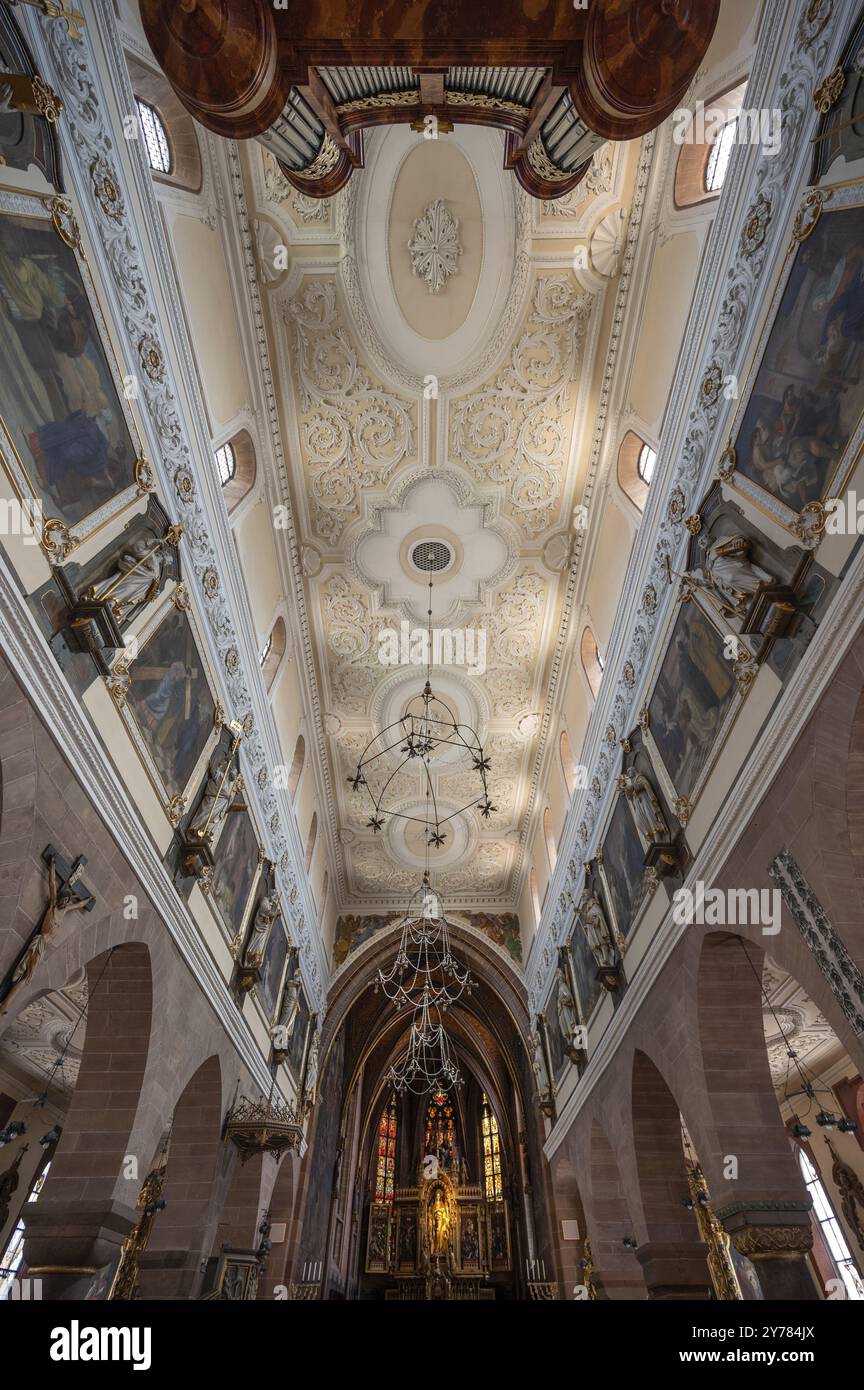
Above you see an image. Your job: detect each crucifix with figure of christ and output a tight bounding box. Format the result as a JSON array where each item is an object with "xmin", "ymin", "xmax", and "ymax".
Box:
[{"xmin": 1, "ymin": 846, "xmax": 95, "ymax": 1014}]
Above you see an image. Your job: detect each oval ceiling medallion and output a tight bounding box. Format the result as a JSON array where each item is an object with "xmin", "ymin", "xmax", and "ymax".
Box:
[{"xmin": 353, "ymin": 125, "xmax": 517, "ymax": 379}]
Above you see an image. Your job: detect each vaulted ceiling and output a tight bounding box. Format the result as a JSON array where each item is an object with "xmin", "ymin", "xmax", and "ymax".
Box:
[{"xmin": 248, "ymin": 126, "xmax": 636, "ymax": 909}]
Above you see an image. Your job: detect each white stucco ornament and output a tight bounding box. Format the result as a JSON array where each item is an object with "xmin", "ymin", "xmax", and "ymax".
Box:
[{"xmin": 408, "ymin": 199, "xmax": 462, "ymax": 294}]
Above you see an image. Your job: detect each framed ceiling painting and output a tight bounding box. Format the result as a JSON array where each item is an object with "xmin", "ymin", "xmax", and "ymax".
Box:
[
  {"xmin": 0, "ymin": 186, "xmax": 154, "ymax": 562},
  {"xmin": 640, "ymin": 587, "xmax": 757, "ymax": 831},
  {"xmin": 717, "ymin": 182, "xmax": 864, "ymax": 547},
  {"xmin": 107, "ymin": 586, "xmax": 221, "ymax": 826}
]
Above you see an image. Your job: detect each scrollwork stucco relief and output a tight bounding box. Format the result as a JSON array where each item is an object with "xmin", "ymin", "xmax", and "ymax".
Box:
[
  {"xmin": 448, "ymin": 274, "xmax": 593, "ymax": 537},
  {"xmin": 287, "ymin": 279, "xmax": 418, "ymax": 544}
]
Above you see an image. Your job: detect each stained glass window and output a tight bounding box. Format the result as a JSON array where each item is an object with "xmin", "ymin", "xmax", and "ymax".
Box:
[
  {"xmin": 481, "ymin": 1093, "xmax": 502, "ymax": 1202},
  {"xmin": 374, "ymin": 1093, "xmax": 398, "ymax": 1204},
  {"xmin": 136, "ymin": 99, "xmax": 172, "ymax": 175}
]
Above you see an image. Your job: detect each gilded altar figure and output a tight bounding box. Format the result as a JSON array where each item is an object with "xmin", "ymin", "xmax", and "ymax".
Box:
[{"xmin": 429, "ymin": 1187, "xmax": 450, "ymax": 1257}]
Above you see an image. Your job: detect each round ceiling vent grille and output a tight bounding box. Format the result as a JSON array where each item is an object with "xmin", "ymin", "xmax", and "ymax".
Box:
[{"xmin": 410, "ymin": 540, "xmax": 453, "ymax": 573}]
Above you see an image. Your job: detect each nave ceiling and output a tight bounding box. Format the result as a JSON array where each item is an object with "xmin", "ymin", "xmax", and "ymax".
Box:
[{"xmin": 247, "ymin": 126, "xmax": 635, "ymax": 910}]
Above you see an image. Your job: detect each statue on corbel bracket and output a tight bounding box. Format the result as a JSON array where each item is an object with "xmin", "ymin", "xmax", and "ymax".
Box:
[
  {"xmin": 236, "ymin": 869, "xmax": 280, "ymax": 996},
  {"xmin": 683, "ymin": 483, "xmax": 809, "ymax": 643},
  {"xmin": 579, "ymin": 885, "xmax": 624, "ymax": 995},
  {"xmin": 54, "ymin": 500, "xmax": 182, "ymax": 659},
  {"xmin": 529, "ymin": 1021, "xmax": 554, "ymax": 1119},
  {"xmin": 179, "ymin": 719, "xmax": 246, "ymax": 877},
  {"xmin": 270, "ymin": 946, "xmax": 301, "ymax": 1064}
]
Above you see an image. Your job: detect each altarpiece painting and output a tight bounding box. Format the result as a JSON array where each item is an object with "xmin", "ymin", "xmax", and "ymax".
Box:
[
  {"xmin": 598, "ymin": 794, "xmax": 646, "ymax": 941},
  {"xmin": 210, "ymin": 807, "xmax": 261, "ymax": 944}
]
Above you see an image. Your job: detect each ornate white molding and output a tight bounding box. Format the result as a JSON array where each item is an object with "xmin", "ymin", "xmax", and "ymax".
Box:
[
  {"xmin": 407, "ymin": 198, "xmax": 462, "ymax": 294},
  {"xmin": 23, "ymin": 8, "xmax": 328, "ymax": 1005},
  {"xmin": 527, "ymin": 0, "xmax": 848, "ymax": 1010}
]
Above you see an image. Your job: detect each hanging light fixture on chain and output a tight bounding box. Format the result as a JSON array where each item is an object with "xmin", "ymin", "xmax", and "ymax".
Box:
[{"xmin": 367, "ymin": 579, "xmax": 488, "ymax": 1095}]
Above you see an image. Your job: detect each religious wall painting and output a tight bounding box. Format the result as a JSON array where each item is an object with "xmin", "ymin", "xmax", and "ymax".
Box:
[
  {"xmin": 569, "ymin": 916, "xmax": 603, "ymax": 1022},
  {"xmin": 453, "ymin": 911, "xmax": 522, "ymax": 965},
  {"xmin": 209, "ymin": 807, "xmax": 261, "ymax": 946},
  {"xmin": 597, "ymin": 795, "xmax": 646, "ymax": 942},
  {"xmin": 643, "ymin": 592, "xmax": 743, "ymax": 823},
  {"xmin": 332, "ymin": 908, "xmax": 521, "ymax": 969},
  {"xmin": 724, "ymin": 188, "xmax": 864, "ymax": 539},
  {"xmin": 284, "ymin": 982, "xmax": 311, "ymax": 1084},
  {"xmin": 109, "ymin": 590, "xmax": 219, "ymax": 823},
  {"xmin": 542, "ymin": 972, "xmax": 568, "ymax": 1084},
  {"xmin": 256, "ymin": 914, "xmax": 289, "ymax": 1023},
  {"xmin": 0, "ymin": 189, "xmax": 150, "ymax": 558}
]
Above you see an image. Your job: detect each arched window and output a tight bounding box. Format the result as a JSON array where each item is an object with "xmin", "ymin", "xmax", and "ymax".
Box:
[
  {"xmin": 617, "ymin": 430, "xmax": 655, "ymax": 511},
  {"xmin": 136, "ymin": 97, "xmax": 172, "ymax": 174},
  {"xmin": 216, "ymin": 430, "xmax": 257, "ymax": 513},
  {"xmin": 543, "ymin": 807, "xmax": 557, "ymax": 872},
  {"xmin": 320, "ymin": 870, "xmax": 329, "ymax": 917},
  {"xmin": 673, "ymin": 79, "xmax": 747, "ymax": 210},
  {"xmin": 304, "ymin": 811, "xmax": 318, "ymax": 871},
  {"xmin": 374, "ymin": 1093, "xmax": 398, "ymax": 1204},
  {"xmin": 705, "ymin": 117, "xmax": 738, "ymax": 193},
  {"xmin": 637, "ymin": 443, "xmax": 657, "ymax": 485},
  {"xmin": 287, "ymin": 734, "xmax": 305, "ymax": 798},
  {"xmin": 260, "ymin": 618, "xmax": 287, "ymax": 693},
  {"xmin": 797, "ymin": 1147, "xmax": 864, "ymax": 1300},
  {"xmin": 0, "ymin": 1158, "xmax": 51, "ymax": 1300},
  {"xmin": 580, "ymin": 626, "xmax": 604, "ymax": 700},
  {"xmin": 530, "ymin": 868, "xmax": 542, "ymax": 930},
  {"xmin": 560, "ymin": 728, "xmax": 578, "ymax": 799},
  {"xmin": 481, "ymin": 1094, "xmax": 503, "ymax": 1202},
  {"xmin": 215, "ymin": 442, "xmax": 236, "ymax": 488}
]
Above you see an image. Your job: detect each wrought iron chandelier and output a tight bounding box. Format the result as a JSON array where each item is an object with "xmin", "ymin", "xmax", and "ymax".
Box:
[
  {"xmin": 347, "ymin": 580, "xmax": 496, "ymax": 842},
  {"xmin": 368, "ymin": 580, "xmax": 490, "ymax": 1095}
]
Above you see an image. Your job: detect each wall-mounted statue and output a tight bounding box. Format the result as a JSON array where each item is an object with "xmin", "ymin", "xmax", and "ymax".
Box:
[
  {"xmin": 555, "ymin": 966, "xmax": 584, "ymax": 1064},
  {"xmin": 529, "ymin": 1024, "xmax": 554, "ymax": 1118},
  {"xmin": 302, "ymin": 1022, "xmax": 320, "ymax": 1116},
  {"xmin": 579, "ymin": 889, "xmax": 624, "ymax": 993},
  {"xmin": 65, "ymin": 520, "xmax": 182, "ymax": 653},
  {"xmin": 617, "ymin": 768, "xmax": 670, "ymax": 850},
  {"xmin": 697, "ymin": 533, "xmax": 777, "ymax": 618}
]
